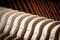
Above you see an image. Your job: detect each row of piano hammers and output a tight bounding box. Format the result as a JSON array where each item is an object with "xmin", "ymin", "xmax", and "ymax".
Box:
[{"xmin": 0, "ymin": 7, "xmax": 60, "ymax": 40}]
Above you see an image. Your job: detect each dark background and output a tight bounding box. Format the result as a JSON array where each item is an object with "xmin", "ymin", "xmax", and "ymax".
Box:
[{"xmin": 0, "ymin": 0, "xmax": 60, "ymax": 21}]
